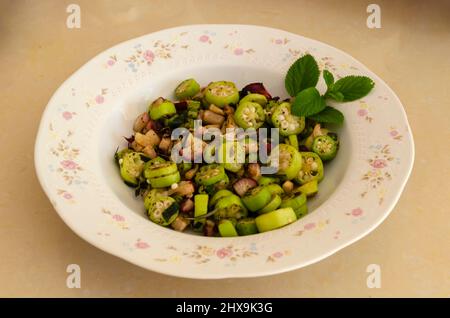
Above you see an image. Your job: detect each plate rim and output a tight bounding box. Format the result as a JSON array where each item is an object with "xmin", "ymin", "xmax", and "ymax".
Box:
[{"xmin": 34, "ymin": 24, "xmax": 415, "ymax": 279}]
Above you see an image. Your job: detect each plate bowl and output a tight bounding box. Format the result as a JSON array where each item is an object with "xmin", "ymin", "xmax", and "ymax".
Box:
[{"xmin": 35, "ymin": 25, "xmax": 414, "ymax": 278}]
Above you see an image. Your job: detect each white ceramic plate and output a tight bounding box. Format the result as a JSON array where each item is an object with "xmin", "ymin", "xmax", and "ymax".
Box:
[{"xmin": 35, "ymin": 25, "xmax": 414, "ymax": 279}]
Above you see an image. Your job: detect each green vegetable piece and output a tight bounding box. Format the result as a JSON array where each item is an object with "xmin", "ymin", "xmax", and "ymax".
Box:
[
  {"xmin": 185, "ymin": 100, "xmax": 202, "ymax": 128},
  {"xmin": 114, "ymin": 148, "xmax": 132, "ymax": 165},
  {"xmin": 295, "ymin": 152, "xmax": 324, "ymax": 185},
  {"xmin": 294, "ymin": 203, "xmax": 308, "ymax": 219},
  {"xmin": 258, "ymin": 176, "xmax": 280, "ymax": 186},
  {"xmin": 288, "ymin": 135, "xmax": 299, "ymax": 151},
  {"xmin": 194, "ymin": 164, "xmax": 226, "ymax": 186},
  {"xmin": 214, "ymin": 195, "xmax": 247, "ymax": 220},
  {"xmin": 147, "ymin": 195, "xmax": 179, "ymax": 226},
  {"xmin": 165, "ymin": 113, "xmax": 187, "ymax": 129},
  {"xmin": 217, "ymin": 141, "xmax": 245, "ymax": 172},
  {"xmin": 174, "ymin": 78, "xmax": 200, "ymax": 100},
  {"xmin": 187, "ymin": 100, "xmax": 201, "ymax": 117},
  {"xmin": 204, "ymin": 81, "xmax": 240, "ymax": 107},
  {"xmin": 218, "ymin": 219, "xmax": 238, "ymax": 237},
  {"xmin": 271, "ymin": 102, "xmax": 305, "ymax": 136},
  {"xmin": 264, "ymin": 99, "xmax": 280, "ymax": 124},
  {"xmin": 145, "ymin": 156, "xmax": 166, "ymax": 167},
  {"xmin": 193, "ymin": 194, "xmax": 209, "ymax": 230},
  {"xmin": 215, "ymin": 195, "xmax": 246, "ymax": 212},
  {"xmin": 119, "ymin": 152, "xmax": 146, "ymax": 187},
  {"xmin": 241, "ymin": 186, "xmax": 272, "ymax": 212},
  {"xmin": 264, "ymin": 183, "xmax": 284, "ymax": 195},
  {"xmin": 297, "ymin": 180, "xmax": 318, "ymax": 197},
  {"xmin": 239, "ymin": 93, "xmax": 268, "ymax": 107},
  {"xmin": 285, "ymin": 54, "xmax": 320, "ymax": 97},
  {"xmin": 236, "ymin": 218, "xmax": 258, "ymax": 236},
  {"xmin": 143, "ymin": 189, "xmax": 165, "ymax": 210},
  {"xmin": 144, "ymin": 161, "xmax": 178, "ymax": 179},
  {"xmin": 209, "ymin": 189, "xmax": 234, "ymax": 208},
  {"xmin": 234, "ymin": 101, "xmax": 266, "ymax": 129},
  {"xmin": 255, "ymin": 207, "xmax": 297, "ymax": 233},
  {"xmin": 148, "ymin": 171, "xmax": 180, "ymax": 188},
  {"xmin": 312, "ymin": 135, "xmax": 339, "ymax": 161},
  {"xmin": 269, "ymin": 144, "xmax": 302, "ymax": 180},
  {"xmin": 259, "ymin": 194, "xmax": 282, "ymax": 214},
  {"xmin": 280, "ymin": 193, "xmax": 307, "ymax": 210},
  {"xmin": 214, "ymin": 172, "xmax": 229, "ymax": 190},
  {"xmin": 194, "ymin": 194, "xmax": 209, "ymax": 216},
  {"xmin": 178, "ymin": 162, "xmax": 192, "ymax": 174},
  {"xmin": 148, "ymin": 97, "xmax": 176, "ymax": 120}
]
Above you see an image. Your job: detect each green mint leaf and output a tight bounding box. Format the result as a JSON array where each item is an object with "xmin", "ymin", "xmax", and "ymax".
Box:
[
  {"xmin": 285, "ymin": 54, "xmax": 320, "ymax": 97},
  {"xmin": 292, "ymin": 87, "xmax": 326, "ymax": 117},
  {"xmin": 308, "ymin": 106, "xmax": 344, "ymax": 124},
  {"xmin": 323, "ymin": 70, "xmax": 334, "ymax": 87},
  {"xmin": 332, "ymin": 75, "xmax": 375, "ymax": 101},
  {"xmin": 326, "ymin": 90, "xmax": 345, "ymax": 102}
]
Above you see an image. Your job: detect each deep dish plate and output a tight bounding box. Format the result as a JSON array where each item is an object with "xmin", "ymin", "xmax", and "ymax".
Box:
[{"xmin": 34, "ymin": 25, "xmax": 414, "ymax": 279}]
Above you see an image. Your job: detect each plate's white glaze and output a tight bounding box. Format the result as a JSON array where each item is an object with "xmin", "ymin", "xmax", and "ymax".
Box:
[{"xmin": 34, "ymin": 25, "xmax": 414, "ymax": 279}]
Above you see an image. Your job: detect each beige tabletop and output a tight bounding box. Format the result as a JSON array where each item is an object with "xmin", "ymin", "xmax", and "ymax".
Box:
[{"xmin": 1, "ymin": 0, "xmax": 449, "ymax": 297}]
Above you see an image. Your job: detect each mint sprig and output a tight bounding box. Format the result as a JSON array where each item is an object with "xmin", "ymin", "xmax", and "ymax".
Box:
[
  {"xmin": 323, "ymin": 69, "xmax": 334, "ymax": 87},
  {"xmin": 309, "ymin": 106, "xmax": 344, "ymax": 124},
  {"xmin": 326, "ymin": 75, "xmax": 375, "ymax": 102},
  {"xmin": 285, "ymin": 55, "xmax": 375, "ymax": 124},
  {"xmin": 292, "ymin": 87, "xmax": 326, "ymax": 117},
  {"xmin": 285, "ymin": 54, "xmax": 320, "ymax": 97}
]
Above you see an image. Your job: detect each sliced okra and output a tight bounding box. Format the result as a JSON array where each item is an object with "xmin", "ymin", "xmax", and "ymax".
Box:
[
  {"xmin": 312, "ymin": 135, "xmax": 339, "ymax": 161},
  {"xmin": 236, "ymin": 218, "xmax": 258, "ymax": 236},
  {"xmin": 148, "ymin": 97, "xmax": 176, "ymax": 120},
  {"xmin": 204, "ymin": 81, "xmax": 240, "ymax": 107},
  {"xmin": 174, "ymin": 78, "xmax": 201, "ymax": 100},
  {"xmin": 241, "ymin": 186, "xmax": 272, "ymax": 212},
  {"xmin": 259, "ymin": 194, "xmax": 282, "ymax": 214},
  {"xmin": 147, "ymin": 195, "xmax": 179, "ymax": 226},
  {"xmin": 239, "ymin": 93, "xmax": 268, "ymax": 107},
  {"xmin": 269, "ymin": 144, "xmax": 302, "ymax": 180},
  {"xmin": 234, "ymin": 101, "xmax": 266, "ymax": 129},
  {"xmin": 271, "ymin": 102, "xmax": 305, "ymax": 136},
  {"xmin": 194, "ymin": 164, "xmax": 226, "ymax": 186},
  {"xmin": 295, "ymin": 152, "xmax": 324, "ymax": 185},
  {"xmin": 119, "ymin": 152, "xmax": 146, "ymax": 187}
]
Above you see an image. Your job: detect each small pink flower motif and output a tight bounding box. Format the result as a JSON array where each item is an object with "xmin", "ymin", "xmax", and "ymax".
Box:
[
  {"xmin": 273, "ymin": 251, "xmax": 283, "ymax": 258},
  {"xmin": 357, "ymin": 109, "xmax": 368, "ymax": 117},
  {"xmin": 390, "ymin": 130, "xmax": 398, "ymax": 137},
  {"xmin": 60, "ymin": 160, "xmax": 78, "ymax": 170},
  {"xmin": 62, "ymin": 111, "xmax": 73, "ymax": 120},
  {"xmin": 351, "ymin": 208, "xmax": 363, "ymax": 217},
  {"xmin": 199, "ymin": 35, "xmax": 209, "ymax": 43},
  {"xmin": 112, "ymin": 214, "xmax": 125, "ymax": 222},
  {"xmin": 304, "ymin": 223, "xmax": 316, "ymax": 230},
  {"xmin": 334, "ymin": 230, "xmax": 341, "ymax": 239},
  {"xmin": 95, "ymin": 95, "xmax": 104, "ymax": 104},
  {"xmin": 216, "ymin": 247, "xmax": 233, "ymax": 259},
  {"xmin": 370, "ymin": 159, "xmax": 387, "ymax": 169},
  {"xmin": 275, "ymin": 39, "xmax": 283, "ymax": 44},
  {"xmin": 143, "ymin": 50, "xmax": 155, "ymax": 63},
  {"xmin": 107, "ymin": 59, "xmax": 115, "ymax": 66},
  {"xmin": 63, "ymin": 192, "xmax": 73, "ymax": 200},
  {"xmin": 233, "ymin": 48, "xmax": 244, "ymax": 56},
  {"xmin": 135, "ymin": 239, "xmax": 149, "ymax": 249}
]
